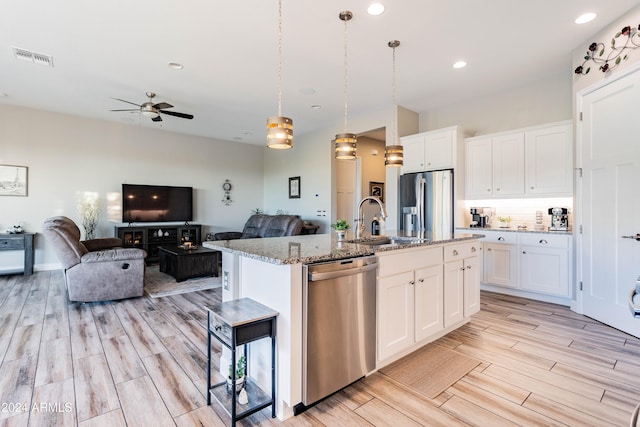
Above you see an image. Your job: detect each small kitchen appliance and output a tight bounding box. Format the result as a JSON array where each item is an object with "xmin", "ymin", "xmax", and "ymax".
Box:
[
  {"xmin": 470, "ymin": 207, "xmax": 491, "ymax": 228},
  {"xmin": 548, "ymin": 207, "xmax": 569, "ymax": 231}
]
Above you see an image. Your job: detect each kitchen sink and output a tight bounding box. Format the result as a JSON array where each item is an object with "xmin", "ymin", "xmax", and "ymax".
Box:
[{"xmin": 346, "ymin": 236, "xmax": 428, "ymax": 247}]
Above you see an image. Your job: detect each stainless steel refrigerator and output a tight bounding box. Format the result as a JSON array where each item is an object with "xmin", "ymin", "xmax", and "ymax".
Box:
[{"xmin": 399, "ymin": 169, "xmax": 454, "ymax": 236}]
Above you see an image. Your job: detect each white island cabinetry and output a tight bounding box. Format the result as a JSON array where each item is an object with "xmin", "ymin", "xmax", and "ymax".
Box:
[{"xmin": 376, "ymin": 240, "xmax": 480, "ymax": 366}]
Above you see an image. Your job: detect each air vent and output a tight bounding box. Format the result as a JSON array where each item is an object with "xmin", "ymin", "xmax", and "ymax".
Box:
[{"xmin": 11, "ymin": 47, "xmax": 54, "ymax": 67}]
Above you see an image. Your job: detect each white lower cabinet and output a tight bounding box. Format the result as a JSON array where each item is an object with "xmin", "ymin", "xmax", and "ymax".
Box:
[
  {"xmin": 377, "ymin": 242, "xmax": 480, "ymax": 363},
  {"xmin": 519, "ymin": 234, "xmax": 570, "ymax": 296},
  {"xmin": 377, "ymin": 246, "xmax": 443, "ymax": 362},
  {"xmin": 479, "ymin": 231, "xmax": 518, "ymax": 288},
  {"xmin": 475, "ymin": 230, "xmax": 572, "ymax": 300}
]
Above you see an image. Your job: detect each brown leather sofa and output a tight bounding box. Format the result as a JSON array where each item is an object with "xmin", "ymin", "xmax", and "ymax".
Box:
[
  {"xmin": 214, "ymin": 214, "xmax": 304, "ymax": 240},
  {"xmin": 42, "ymin": 216, "xmax": 147, "ymax": 302}
]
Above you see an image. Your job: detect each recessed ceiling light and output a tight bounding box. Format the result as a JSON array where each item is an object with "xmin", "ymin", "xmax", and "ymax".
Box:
[
  {"xmin": 453, "ymin": 61, "xmax": 467, "ymax": 69},
  {"xmin": 575, "ymin": 12, "xmax": 596, "ymax": 24},
  {"xmin": 367, "ymin": 3, "xmax": 385, "ymax": 16},
  {"xmin": 168, "ymin": 62, "xmax": 183, "ymax": 70},
  {"xmin": 311, "ymin": 105, "xmax": 322, "ymax": 110}
]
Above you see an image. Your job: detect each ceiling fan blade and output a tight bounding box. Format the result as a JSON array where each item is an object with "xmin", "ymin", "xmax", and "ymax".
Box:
[
  {"xmin": 111, "ymin": 97, "xmax": 141, "ymax": 107},
  {"xmin": 152, "ymin": 116, "xmax": 163, "ymax": 122},
  {"xmin": 153, "ymin": 102, "xmax": 173, "ymax": 109},
  {"xmin": 160, "ymin": 110, "xmax": 194, "ymax": 120},
  {"xmin": 110, "ymin": 109, "xmax": 139, "ymax": 112}
]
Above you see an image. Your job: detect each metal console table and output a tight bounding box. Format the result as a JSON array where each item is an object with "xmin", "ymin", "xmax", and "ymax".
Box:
[{"xmin": 205, "ymin": 298, "xmax": 278, "ymax": 426}]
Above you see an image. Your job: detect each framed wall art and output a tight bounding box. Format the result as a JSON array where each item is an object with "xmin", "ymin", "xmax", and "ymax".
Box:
[
  {"xmin": 289, "ymin": 176, "xmax": 301, "ymax": 199},
  {"xmin": 369, "ymin": 181, "xmax": 384, "ymax": 203},
  {"xmin": 0, "ymin": 165, "xmax": 28, "ymax": 197}
]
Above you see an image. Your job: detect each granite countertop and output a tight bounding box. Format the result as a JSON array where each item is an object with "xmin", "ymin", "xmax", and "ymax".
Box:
[
  {"xmin": 456, "ymin": 226, "xmax": 572, "ymax": 235},
  {"xmin": 203, "ymin": 232, "xmax": 483, "ymax": 265}
]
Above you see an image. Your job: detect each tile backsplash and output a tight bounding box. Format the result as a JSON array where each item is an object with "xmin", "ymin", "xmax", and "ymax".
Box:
[{"xmin": 460, "ymin": 197, "xmax": 573, "ymax": 231}]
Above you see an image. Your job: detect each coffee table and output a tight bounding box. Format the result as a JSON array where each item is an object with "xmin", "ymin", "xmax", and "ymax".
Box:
[{"xmin": 158, "ymin": 245, "xmax": 220, "ymax": 282}]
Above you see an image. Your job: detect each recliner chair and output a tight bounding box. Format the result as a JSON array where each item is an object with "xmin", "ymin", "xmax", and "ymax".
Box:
[{"xmin": 42, "ymin": 216, "xmax": 147, "ymax": 302}]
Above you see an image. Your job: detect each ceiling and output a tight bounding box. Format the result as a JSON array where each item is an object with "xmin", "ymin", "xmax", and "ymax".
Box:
[{"xmin": 1, "ymin": 1, "xmax": 637, "ymax": 146}]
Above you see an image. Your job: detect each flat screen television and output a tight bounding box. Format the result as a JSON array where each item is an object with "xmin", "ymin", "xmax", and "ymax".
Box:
[{"xmin": 122, "ymin": 184, "xmax": 193, "ymax": 223}]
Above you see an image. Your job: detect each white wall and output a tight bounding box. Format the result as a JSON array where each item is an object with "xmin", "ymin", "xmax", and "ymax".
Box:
[
  {"xmin": 419, "ymin": 72, "xmax": 572, "ymax": 136},
  {"xmin": 0, "ymin": 105, "xmax": 264, "ymax": 272}
]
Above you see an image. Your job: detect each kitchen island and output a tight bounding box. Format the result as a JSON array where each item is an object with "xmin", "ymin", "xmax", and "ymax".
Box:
[{"xmin": 203, "ymin": 231, "xmax": 482, "ymax": 420}]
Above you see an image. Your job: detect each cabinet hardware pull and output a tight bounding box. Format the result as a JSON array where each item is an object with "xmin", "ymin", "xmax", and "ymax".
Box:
[
  {"xmin": 471, "ymin": 247, "xmax": 477, "ymax": 252},
  {"xmin": 487, "ymin": 189, "xmax": 491, "ymax": 192},
  {"xmin": 466, "ymin": 266, "xmax": 471, "ymax": 270},
  {"xmin": 487, "ymin": 248, "xmax": 492, "ymax": 251},
  {"xmin": 409, "ymin": 280, "xmax": 415, "ymax": 285},
  {"xmin": 460, "ymin": 267, "xmax": 465, "ymax": 271},
  {"xmin": 522, "ymin": 251, "xmax": 526, "ymax": 254},
  {"xmin": 531, "ymin": 186, "xmax": 534, "ymax": 190},
  {"xmin": 539, "ymin": 239, "xmax": 548, "ymax": 244},
  {"xmin": 498, "ymin": 237, "xmax": 505, "ymax": 241},
  {"xmin": 418, "ymin": 278, "xmax": 424, "ymax": 282},
  {"xmin": 453, "ymin": 249, "xmax": 459, "ymax": 256},
  {"xmin": 496, "ymin": 188, "xmax": 501, "ymax": 191}
]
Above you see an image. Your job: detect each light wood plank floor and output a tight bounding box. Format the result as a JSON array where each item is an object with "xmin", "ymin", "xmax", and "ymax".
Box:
[{"xmin": 1, "ymin": 271, "xmax": 638, "ymax": 426}]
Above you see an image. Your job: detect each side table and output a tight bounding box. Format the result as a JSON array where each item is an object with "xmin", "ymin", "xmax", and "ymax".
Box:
[
  {"xmin": 0, "ymin": 232, "xmax": 35, "ymax": 275},
  {"xmin": 205, "ymin": 298, "xmax": 278, "ymax": 426}
]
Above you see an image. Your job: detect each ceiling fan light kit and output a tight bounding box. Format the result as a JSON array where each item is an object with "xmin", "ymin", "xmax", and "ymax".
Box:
[
  {"xmin": 334, "ymin": 10, "xmax": 357, "ymax": 160},
  {"xmin": 267, "ymin": 0, "xmax": 293, "ymax": 149},
  {"xmin": 110, "ymin": 91, "xmax": 193, "ymax": 122}
]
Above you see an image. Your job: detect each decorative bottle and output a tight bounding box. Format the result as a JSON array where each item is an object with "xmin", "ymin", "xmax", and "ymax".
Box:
[{"xmin": 371, "ymin": 217, "xmax": 380, "ymax": 236}]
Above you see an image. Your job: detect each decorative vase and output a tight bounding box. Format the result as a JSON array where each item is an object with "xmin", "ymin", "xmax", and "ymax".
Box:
[
  {"xmin": 158, "ymin": 228, "xmax": 163, "ymax": 237},
  {"xmin": 336, "ymin": 230, "xmax": 347, "ymax": 241}
]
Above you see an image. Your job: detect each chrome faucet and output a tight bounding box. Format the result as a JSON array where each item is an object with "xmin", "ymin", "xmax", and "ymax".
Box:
[{"xmin": 356, "ymin": 196, "xmax": 387, "ymax": 239}]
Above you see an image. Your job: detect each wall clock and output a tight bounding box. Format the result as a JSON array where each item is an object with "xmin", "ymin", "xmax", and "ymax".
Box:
[{"xmin": 222, "ymin": 179, "xmax": 233, "ymax": 205}]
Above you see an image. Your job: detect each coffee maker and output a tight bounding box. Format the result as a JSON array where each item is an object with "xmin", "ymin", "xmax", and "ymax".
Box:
[
  {"xmin": 470, "ymin": 207, "xmax": 491, "ymax": 228},
  {"xmin": 548, "ymin": 207, "xmax": 569, "ymax": 231}
]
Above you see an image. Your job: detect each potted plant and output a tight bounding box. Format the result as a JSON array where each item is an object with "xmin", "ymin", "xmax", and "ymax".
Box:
[
  {"xmin": 331, "ymin": 219, "xmax": 350, "ymax": 241},
  {"xmin": 227, "ymin": 355, "xmax": 246, "ymax": 394},
  {"xmin": 497, "ymin": 216, "xmax": 512, "ymax": 228}
]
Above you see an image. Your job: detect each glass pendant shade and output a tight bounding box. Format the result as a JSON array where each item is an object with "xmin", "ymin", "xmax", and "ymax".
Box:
[
  {"xmin": 267, "ymin": 116, "xmax": 293, "ymax": 149},
  {"xmin": 384, "ymin": 144, "xmax": 403, "ymax": 166},
  {"xmin": 334, "ymin": 133, "xmax": 357, "ymax": 159}
]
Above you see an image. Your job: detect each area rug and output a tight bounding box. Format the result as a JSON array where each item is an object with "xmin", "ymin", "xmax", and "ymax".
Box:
[
  {"xmin": 379, "ymin": 344, "xmax": 480, "ymax": 398},
  {"xmin": 144, "ymin": 265, "xmax": 221, "ymax": 298}
]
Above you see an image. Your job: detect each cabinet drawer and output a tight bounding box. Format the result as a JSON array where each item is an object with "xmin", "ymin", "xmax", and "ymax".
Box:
[
  {"xmin": 0, "ymin": 238, "xmax": 25, "ymax": 250},
  {"xmin": 518, "ymin": 233, "xmax": 569, "ymax": 249},
  {"xmin": 478, "ymin": 231, "xmax": 518, "ymax": 245},
  {"xmin": 377, "ymin": 246, "xmax": 442, "ymax": 277},
  {"xmin": 444, "ymin": 242, "xmax": 479, "ymax": 262}
]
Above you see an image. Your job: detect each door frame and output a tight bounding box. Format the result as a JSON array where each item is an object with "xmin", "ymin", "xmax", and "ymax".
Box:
[{"xmin": 574, "ymin": 60, "xmax": 640, "ymax": 315}]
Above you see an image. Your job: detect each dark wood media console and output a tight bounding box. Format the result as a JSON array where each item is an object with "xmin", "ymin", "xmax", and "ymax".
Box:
[{"xmin": 115, "ymin": 224, "xmax": 201, "ymax": 262}]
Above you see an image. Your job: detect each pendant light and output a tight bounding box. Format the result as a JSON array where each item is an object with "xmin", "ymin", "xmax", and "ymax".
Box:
[
  {"xmin": 334, "ymin": 11, "xmax": 357, "ymax": 160},
  {"xmin": 266, "ymin": 0, "xmax": 293, "ymax": 149},
  {"xmin": 385, "ymin": 40, "xmax": 403, "ymax": 167}
]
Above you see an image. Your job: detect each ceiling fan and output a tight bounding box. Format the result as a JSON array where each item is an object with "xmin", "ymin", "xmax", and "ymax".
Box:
[{"xmin": 110, "ymin": 92, "xmax": 194, "ymax": 122}]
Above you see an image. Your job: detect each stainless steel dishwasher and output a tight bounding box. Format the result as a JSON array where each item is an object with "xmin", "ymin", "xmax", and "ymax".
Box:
[{"xmin": 302, "ymin": 255, "xmax": 377, "ymax": 407}]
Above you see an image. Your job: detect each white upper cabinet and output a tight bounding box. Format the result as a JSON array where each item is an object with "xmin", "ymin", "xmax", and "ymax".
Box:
[
  {"xmin": 492, "ymin": 133, "xmax": 525, "ymax": 197},
  {"xmin": 465, "ymin": 121, "xmax": 573, "ymax": 199},
  {"xmin": 401, "ymin": 126, "xmax": 461, "ymax": 173},
  {"xmin": 525, "ymin": 123, "xmax": 573, "ymax": 196}
]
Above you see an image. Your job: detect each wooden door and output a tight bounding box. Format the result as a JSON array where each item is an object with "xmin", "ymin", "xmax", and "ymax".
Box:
[
  {"xmin": 579, "ymin": 66, "xmax": 640, "ymax": 337},
  {"xmin": 336, "ymin": 158, "xmax": 358, "ymax": 230}
]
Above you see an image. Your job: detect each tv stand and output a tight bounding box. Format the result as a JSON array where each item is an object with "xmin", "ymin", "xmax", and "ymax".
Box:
[{"xmin": 115, "ymin": 224, "xmax": 201, "ymax": 262}]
